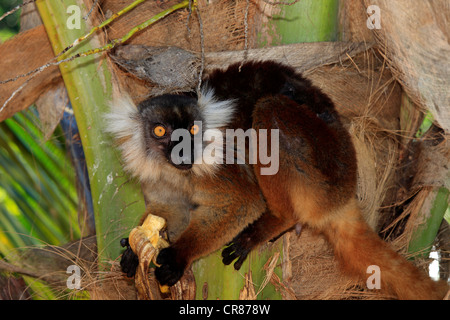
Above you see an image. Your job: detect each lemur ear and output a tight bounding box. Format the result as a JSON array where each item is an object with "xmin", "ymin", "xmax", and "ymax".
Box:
[
  {"xmin": 197, "ymin": 86, "xmax": 236, "ymax": 130},
  {"xmin": 105, "ymin": 94, "xmax": 139, "ymax": 141},
  {"xmin": 105, "ymin": 94, "xmax": 165, "ymax": 182}
]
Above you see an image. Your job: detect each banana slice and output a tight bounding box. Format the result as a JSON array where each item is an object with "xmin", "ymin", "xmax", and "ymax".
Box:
[{"xmin": 128, "ymin": 213, "xmax": 170, "ymax": 298}]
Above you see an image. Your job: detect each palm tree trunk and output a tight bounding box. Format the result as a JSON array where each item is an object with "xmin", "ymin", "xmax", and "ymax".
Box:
[{"xmin": 35, "ymin": 0, "xmax": 144, "ymax": 263}]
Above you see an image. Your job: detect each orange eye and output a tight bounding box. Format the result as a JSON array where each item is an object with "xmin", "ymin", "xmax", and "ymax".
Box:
[
  {"xmin": 153, "ymin": 125, "xmax": 166, "ymax": 137},
  {"xmin": 190, "ymin": 124, "xmax": 200, "ymax": 135}
]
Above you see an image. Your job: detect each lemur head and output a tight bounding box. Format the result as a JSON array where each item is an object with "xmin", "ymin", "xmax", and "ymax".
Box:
[{"xmin": 105, "ymin": 87, "xmax": 235, "ymax": 181}]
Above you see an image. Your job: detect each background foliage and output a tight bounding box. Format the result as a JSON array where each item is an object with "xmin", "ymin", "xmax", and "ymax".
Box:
[
  {"xmin": 0, "ymin": 0, "xmax": 83, "ymax": 299},
  {"xmin": 0, "ymin": 0, "xmax": 20, "ymax": 41}
]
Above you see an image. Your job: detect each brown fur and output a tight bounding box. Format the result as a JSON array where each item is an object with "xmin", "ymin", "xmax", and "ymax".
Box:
[
  {"xmin": 250, "ymin": 94, "xmax": 447, "ymax": 299},
  {"xmin": 323, "ymin": 200, "xmax": 447, "ymax": 300},
  {"xmin": 116, "ymin": 61, "xmax": 446, "ymax": 298},
  {"xmin": 170, "ymin": 164, "xmax": 266, "ymax": 264}
]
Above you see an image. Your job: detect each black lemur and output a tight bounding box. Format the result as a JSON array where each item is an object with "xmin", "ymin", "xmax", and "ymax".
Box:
[{"xmin": 107, "ymin": 60, "xmax": 447, "ymax": 299}]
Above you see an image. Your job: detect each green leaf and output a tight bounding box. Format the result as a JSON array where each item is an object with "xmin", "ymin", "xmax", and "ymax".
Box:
[{"xmin": 408, "ymin": 187, "xmax": 449, "ymax": 259}]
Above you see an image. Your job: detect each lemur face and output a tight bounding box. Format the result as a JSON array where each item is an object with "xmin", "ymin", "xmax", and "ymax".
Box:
[{"xmin": 138, "ymin": 95, "xmax": 204, "ymax": 171}]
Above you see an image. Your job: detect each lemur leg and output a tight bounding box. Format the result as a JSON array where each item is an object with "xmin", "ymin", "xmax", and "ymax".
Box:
[
  {"xmin": 246, "ymin": 95, "xmax": 448, "ymax": 299},
  {"xmin": 222, "ymin": 93, "xmax": 355, "ymax": 269}
]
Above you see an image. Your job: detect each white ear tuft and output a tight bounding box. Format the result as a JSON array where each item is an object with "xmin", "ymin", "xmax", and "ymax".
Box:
[
  {"xmin": 104, "ymin": 95, "xmax": 161, "ymax": 182},
  {"xmin": 197, "ymin": 86, "xmax": 236, "ymax": 130},
  {"xmin": 104, "ymin": 95, "xmax": 140, "ymax": 139}
]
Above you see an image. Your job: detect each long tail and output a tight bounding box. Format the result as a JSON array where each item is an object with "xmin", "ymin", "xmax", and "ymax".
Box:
[{"xmin": 321, "ymin": 199, "xmax": 447, "ymax": 300}]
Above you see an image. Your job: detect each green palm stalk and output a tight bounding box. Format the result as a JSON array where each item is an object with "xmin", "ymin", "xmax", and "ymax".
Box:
[{"xmin": 35, "ymin": 0, "xmax": 145, "ymax": 263}]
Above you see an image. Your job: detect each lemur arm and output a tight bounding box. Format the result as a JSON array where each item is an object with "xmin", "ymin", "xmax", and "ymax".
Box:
[{"xmin": 155, "ymin": 165, "xmax": 266, "ymax": 286}]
